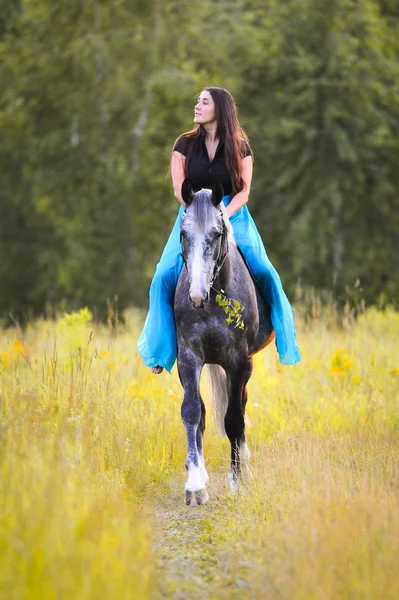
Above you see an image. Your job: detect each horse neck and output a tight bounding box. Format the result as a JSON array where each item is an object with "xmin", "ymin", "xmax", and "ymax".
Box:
[{"xmin": 215, "ymin": 242, "xmax": 233, "ymax": 290}]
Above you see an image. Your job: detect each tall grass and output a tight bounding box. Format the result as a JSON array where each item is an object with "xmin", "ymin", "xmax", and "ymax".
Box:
[{"xmin": 0, "ymin": 306, "xmax": 398, "ymax": 599}]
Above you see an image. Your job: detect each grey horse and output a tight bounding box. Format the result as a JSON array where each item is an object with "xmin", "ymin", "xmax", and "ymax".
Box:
[{"xmin": 174, "ymin": 180, "xmax": 275, "ymax": 506}]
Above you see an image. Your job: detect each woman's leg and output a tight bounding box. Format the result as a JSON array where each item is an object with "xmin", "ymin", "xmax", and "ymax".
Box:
[
  {"xmin": 230, "ymin": 207, "xmax": 301, "ymax": 366},
  {"xmin": 137, "ymin": 207, "xmax": 184, "ymax": 373}
]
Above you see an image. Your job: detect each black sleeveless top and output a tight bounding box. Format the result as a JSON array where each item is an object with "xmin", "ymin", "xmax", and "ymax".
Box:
[{"xmin": 173, "ymin": 127, "xmax": 252, "ymax": 195}]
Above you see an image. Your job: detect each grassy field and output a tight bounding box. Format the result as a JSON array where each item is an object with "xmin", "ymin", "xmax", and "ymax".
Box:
[{"xmin": 0, "ymin": 306, "xmax": 398, "ymax": 599}]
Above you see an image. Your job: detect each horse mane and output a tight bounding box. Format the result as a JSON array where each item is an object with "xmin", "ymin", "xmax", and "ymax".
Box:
[{"xmin": 190, "ymin": 189, "xmax": 234, "ymax": 243}]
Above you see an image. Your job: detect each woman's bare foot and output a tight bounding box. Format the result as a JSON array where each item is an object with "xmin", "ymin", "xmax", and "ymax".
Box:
[{"xmin": 151, "ymin": 366, "xmax": 163, "ymax": 375}]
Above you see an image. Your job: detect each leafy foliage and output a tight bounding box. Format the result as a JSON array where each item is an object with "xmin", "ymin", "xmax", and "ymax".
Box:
[
  {"xmin": 215, "ymin": 290, "xmax": 245, "ymax": 329},
  {"xmin": 0, "ymin": 0, "xmax": 398, "ymax": 320}
]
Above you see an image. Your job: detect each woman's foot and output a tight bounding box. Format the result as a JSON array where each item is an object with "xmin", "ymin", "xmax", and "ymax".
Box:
[{"xmin": 151, "ymin": 366, "xmax": 163, "ymax": 375}]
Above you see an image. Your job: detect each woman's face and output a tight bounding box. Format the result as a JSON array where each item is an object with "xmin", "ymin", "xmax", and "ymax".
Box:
[{"xmin": 194, "ymin": 90, "xmax": 216, "ymax": 126}]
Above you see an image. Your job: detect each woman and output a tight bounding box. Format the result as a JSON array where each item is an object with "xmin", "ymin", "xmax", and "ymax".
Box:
[{"xmin": 138, "ymin": 87, "xmax": 301, "ymax": 374}]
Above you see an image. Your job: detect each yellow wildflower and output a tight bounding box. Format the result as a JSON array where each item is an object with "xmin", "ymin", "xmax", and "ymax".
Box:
[
  {"xmin": 1, "ymin": 351, "xmax": 10, "ymax": 364},
  {"xmin": 329, "ymin": 348, "xmax": 354, "ymax": 376},
  {"xmin": 12, "ymin": 341, "xmax": 28, "ymax": 357}
]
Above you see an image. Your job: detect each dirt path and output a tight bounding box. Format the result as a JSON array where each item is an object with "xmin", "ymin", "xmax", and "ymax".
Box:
[{"xmin": 151, "ymin": 473, "xmax": 252, "ymax": 600}]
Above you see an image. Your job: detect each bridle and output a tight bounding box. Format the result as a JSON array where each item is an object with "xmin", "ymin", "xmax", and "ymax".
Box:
[{"xmin": 180, "ymin": 209, "xmax": 229, "ymax": 288}]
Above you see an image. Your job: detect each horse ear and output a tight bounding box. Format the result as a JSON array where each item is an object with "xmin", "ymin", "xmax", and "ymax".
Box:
[
  {"xmin": 211, "ymin": 181, "xmax": 224, "ymax": 207},
  {"xmin": 181, "ymin": 179, "xmax": 194, "ymax": 206}
]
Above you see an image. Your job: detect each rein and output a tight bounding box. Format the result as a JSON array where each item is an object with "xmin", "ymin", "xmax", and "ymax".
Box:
[{"xmin": 210, "ymin": 218, "xmax": 228, "ymax": 287}]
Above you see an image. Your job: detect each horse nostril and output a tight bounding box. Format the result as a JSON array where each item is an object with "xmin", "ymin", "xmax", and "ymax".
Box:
[
  {"xmin": 191, "ymin": 299, "xmax": 204, "ymax": 309},
  {"xmin": 190, "ymin": 288, "xmax": 208, "ymax": 309},
  {"xmin": 190, "ymin": 294, "xmax": 206, "ymax": 309}
]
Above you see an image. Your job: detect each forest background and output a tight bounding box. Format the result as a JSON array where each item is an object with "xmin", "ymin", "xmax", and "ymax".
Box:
[{"xmin": 1, "ymin": 0, "xmax": 398, "ymax": 323}]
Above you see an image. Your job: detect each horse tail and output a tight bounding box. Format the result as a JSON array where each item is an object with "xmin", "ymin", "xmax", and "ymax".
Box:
[{"xmin": 206, "ymin": 364, "xmax": 228, "ymax": 436}]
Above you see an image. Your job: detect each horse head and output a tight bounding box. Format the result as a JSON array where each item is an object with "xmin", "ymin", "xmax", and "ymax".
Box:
[{"xmin": 180, "ymin": 179, "xmax": 229, "ymax": 309}]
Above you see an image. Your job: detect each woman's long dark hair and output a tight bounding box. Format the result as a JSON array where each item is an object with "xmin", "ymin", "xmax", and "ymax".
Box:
[{"xmin": 173, "ymin": 87, "xmax": 252, "ymax": 196}]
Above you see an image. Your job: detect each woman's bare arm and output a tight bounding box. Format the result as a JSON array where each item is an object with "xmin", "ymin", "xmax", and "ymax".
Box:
[
  {"xmin": 225, "ymin": 155, "xmax": 253, "ymax": 218},
  {"xmin": 171, "ymin": 151, "xmax": 187, "ymax": 206}
]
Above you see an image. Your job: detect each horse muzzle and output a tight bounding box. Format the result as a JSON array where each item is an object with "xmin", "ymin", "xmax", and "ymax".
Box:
[{"xmin": 190, "ymin": 290, "xmax": 209, "ymax": 309}]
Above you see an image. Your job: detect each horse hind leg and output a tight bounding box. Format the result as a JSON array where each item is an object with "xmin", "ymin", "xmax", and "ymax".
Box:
[
  {"xmin": 239, "ymin": 385, "xmax": 252, "ymax": 484},
  {"xmin": 240, "ymin": 358, "xmax": 253, "ymax": 472},
  {"xmin": 225, "ymin": 357, "xmax": 253, "ymax": 491}
]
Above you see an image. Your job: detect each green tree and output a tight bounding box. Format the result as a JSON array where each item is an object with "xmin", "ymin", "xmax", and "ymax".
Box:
[
  {"xmin": 240, "ymin": 0, "xmax": 399, "ymax": 305},
  {"xmin": 0, "ymin": 0, "xmax": 398, "ymax": 322}
]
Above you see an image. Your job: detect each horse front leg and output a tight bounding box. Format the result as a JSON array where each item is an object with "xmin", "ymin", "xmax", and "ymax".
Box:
[
  {"xmin": 178, "ymin": 350, "xmax": 209, "ymax": 506},
  {"xmin": 225, "ymin": 357, "xmax": 253, "ymax": 492},
  {"xmin": 196, "ymin": 395, "xmax": 209, "ymax": 486}
]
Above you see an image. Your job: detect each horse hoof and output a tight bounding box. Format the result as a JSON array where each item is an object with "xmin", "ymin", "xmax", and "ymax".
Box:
[
  {"xmin": 185, "ymin": 487, "xmax": 209, "ymax": 507},
  {"xmin": 227, "ymin": 471, "xmax": 239, "ymax": 493}
]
